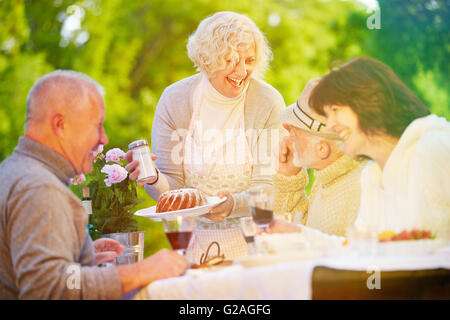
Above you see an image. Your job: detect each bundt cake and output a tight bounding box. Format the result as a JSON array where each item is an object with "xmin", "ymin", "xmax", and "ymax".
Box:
[{"xmin": 156, "ymin": 188, "xmax": 206, "ymax": 213}]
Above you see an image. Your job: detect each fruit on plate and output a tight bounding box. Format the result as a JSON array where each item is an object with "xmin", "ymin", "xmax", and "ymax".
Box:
[
  {"xmin": 378, "ymin": 230, "xmax": 397, "ymax": 242},
  {"xmin": 378, "ymin": 229, "xmax": 434, "ymax": 242}
]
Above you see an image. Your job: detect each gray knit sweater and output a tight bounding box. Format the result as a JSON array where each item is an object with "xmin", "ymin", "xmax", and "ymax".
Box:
[{"xmin": 0, "ymin": 137, "xmax": 122, "ymax": 299}]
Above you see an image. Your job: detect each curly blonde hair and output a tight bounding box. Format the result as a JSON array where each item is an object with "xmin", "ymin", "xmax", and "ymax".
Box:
[{"xmin": 187, "ymin": 11, "xmax": 272, "ymax": 78}]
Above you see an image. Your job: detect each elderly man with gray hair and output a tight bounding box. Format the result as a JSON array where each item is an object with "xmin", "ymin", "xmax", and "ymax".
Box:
[
  {"xmin": 0, "ymin": 70, "xmax": 187, "ymax": 299},
  {"xmin": 270, "ymin": 79, "xmax": 368, "ymax": 237}
]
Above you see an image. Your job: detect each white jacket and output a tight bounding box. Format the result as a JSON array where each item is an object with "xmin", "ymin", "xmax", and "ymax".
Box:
[{"xmin": 355, "ymin": 114, "xmax": 450, "ymax": 238}]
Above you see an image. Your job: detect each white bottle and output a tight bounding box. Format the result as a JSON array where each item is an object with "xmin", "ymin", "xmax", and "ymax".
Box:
[{"xmin": 128, "ymin": 139, "xmax": 157, "ymax": 184}]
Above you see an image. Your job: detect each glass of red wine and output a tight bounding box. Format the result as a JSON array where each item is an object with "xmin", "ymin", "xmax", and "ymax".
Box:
[
  {"xmin": 245, "ymin": 185, "xmax": 274, "ymax": 232},
  {"xmin": 239, "ymin": 217, "xmax": 258, "ymax": 255},
  {"xmin": 162, "ymin": 215, "xmax": 196, "ymax": 255}
]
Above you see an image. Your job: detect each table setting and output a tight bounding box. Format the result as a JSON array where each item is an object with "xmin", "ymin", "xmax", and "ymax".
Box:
[
  {"xmin": 139, "ymin": 231, "xmax": 449, "ymax": 300},
  {"xmin": 129, "ymin": 185, "xmax": 450, "ymax": 300}
]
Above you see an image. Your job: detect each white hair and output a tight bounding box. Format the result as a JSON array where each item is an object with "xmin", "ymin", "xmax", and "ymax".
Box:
[
  {"xmin": 26, "ymin": 70, "xmax": 104, "ymax": 122},
  {"xmin": 187, "ymin": 11, "xmax": 272, "ymax": 78}
]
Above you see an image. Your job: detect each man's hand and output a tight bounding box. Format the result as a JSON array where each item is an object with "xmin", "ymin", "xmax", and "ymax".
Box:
[
  {"xmin": 202, "ymin": 191, "xmax": 234, "ymax": 222},
  {"xmin": 124, "ymin": 150, "xmax": 158, "ymax": 186},
  {"xmin": 141, "ymin": 249, "xmax": 189, "ymax": 281},
  {"xmin": 278, "ymin": 124, "xmax": 302, "ymax": 176},
  {"xmin": 117, "ymin": 248, "xmax": 188, "ymax": 295},
  {"xmin": 93, "ymin": 238, "xmax": 125, "ymax": 266},
  {"xmin": 265, "ymin": 218, "xmax": 302, "ymax": 234}
]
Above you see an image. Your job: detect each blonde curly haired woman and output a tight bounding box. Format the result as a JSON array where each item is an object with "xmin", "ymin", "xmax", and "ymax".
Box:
[{"xmin": 127, "ymin": 11, "xmax": 285, "ymax": 263}]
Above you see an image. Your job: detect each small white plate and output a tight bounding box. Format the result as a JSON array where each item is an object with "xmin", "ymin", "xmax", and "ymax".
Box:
[
  {"xmin": 346, "ymin": 238, "xmax": 448, "ymax": 256},
  {"xmin": 134, "ymin": 196, "xmax": 227, "ymax": 221},
  {"xmin": 185, "ymin": 264, "xmax": 240, "ymax": 278},
  {"xmin": 375, "ymin": 239, "xmax": 448, "ymax": 256}
]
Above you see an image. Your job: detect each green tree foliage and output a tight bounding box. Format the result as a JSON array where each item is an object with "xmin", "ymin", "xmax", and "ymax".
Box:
[
  {"xmin": 1, "ymin": 0, "xmax": 448, "ymax": 256},
  {"xmin": 0, "ymin": 0, "xmax": 53, "ymax": 160},
  {"xmin": 364, "ymin": 0, "xmax": 450, "ymax": 116}
]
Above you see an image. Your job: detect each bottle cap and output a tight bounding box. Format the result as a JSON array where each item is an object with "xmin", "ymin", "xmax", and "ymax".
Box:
[{"xmin": 129, "ymin": 139, "xmax": 148, "ymax": 149}]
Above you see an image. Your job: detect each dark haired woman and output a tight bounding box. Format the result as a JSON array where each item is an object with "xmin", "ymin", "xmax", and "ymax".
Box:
[{"xmin": 309, "ymin": 57, "xmax": 450, "ymax": 239}]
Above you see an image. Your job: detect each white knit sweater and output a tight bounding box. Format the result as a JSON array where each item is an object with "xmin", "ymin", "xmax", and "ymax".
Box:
[{"xmin": 355, "ymin": 114, "xmax": 450, "ymax": 238}]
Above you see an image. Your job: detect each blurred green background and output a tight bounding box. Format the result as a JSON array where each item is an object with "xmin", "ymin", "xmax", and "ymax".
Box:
[{"xmin": 1, "ymin": 0, "xmax": 449, "ymax": 257}]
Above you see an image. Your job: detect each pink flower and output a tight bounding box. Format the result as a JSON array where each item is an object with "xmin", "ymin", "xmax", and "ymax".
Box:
[
  {"xmin": 105, "ymin": 148, "xmax": 126, "ymax": 163},
  {"xmin": 101, "ymin": 164, "xmax": 128, "ymax": 186},
  {"xmin": 92, "ymin": 144, "xmax": 104, "ymax": 158},
  {"xmin": 70, "ymin": 174, "xmax": 86, "ymax": 185}
]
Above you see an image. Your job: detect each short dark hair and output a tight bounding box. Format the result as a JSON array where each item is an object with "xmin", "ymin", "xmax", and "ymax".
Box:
[{"xmin": 309, "ymin": 57, "xmax": 430, "ymax": 138}]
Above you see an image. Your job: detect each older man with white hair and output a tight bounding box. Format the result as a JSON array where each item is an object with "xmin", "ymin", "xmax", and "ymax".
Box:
[
  {"xmin": 271, "ymin": 79, "xmax": 368, "ymax": 237},
  {"xmin": 0, "ymin": 70, "xmax": 187, "ymax": 299}
]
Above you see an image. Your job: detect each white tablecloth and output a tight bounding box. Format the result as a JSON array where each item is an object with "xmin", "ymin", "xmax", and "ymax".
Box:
[
  {"xmin": 144, "ymin": 249, "xmax": 450, "ymax": 300},
  {"xmin": 146, "ymin": 261, "xmax": 316, "ymax": 300}
]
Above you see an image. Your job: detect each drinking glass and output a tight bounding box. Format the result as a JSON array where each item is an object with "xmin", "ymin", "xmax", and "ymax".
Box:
[
  {"xmin": 245, "ymin": 185, "xmax": 274, "ymax": 231},
  {"xmin": 162, "ymin": 215, "xmax": 196, "ymax": 255},
  {"xmin": 101, "ymin": 231, "xmax": 145, "ymax": 265},
  {"xmin": 239, "ymin": 217, "xmax": 258, "ymax": 255}
]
